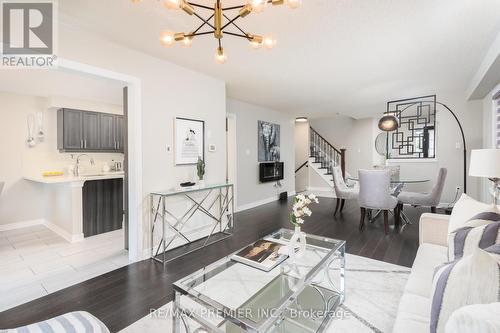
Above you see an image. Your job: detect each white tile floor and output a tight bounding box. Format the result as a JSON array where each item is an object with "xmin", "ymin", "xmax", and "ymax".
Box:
[{"xmin": 0, "ymin": 225, "xmax": 129, "ymax": 312}]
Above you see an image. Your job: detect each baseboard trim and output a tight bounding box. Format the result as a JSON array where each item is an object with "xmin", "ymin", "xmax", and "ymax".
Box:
[
  {"xmin": 0, "ymin": 219, "xmax": 84, "ymax": 243},
  {"xmin": 0, "ymin": 219, "xmax": 45, "ymax": 231},
  {"xmin": 236, "ymin": 191, "xmax": 296, "ymax": 213},
  {"xmin": 307, "ymin": 186, "xmax": 333, "ymax": 192},
  {"xmin": 45, "ymin": 222, "xmax": 84, "ymax": 243}
]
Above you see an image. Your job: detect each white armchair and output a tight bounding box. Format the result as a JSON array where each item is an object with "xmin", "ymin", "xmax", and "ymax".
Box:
[
  {"xmin": 332, "ymin": 166, "xmax": 358, "ymax": 215},
  {"xmin": 358, "ymin": 169, "xmax": 398, "ymax": 234}
]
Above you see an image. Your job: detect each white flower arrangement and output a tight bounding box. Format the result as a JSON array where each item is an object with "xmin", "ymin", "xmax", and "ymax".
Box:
[{"xmin": 290, "ymin": 193, "xmax": 319, "ymax": 226}]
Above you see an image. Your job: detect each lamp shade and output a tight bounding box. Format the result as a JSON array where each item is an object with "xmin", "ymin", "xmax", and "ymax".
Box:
[
  {"xmin": 378, "ymin": 114, "xmax": 398, "ymax": 132},
  {"xmin": 469, "ymin": 149, "xmax": 500, "ymax": 179}
]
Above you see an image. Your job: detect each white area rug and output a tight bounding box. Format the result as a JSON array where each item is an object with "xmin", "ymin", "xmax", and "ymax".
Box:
[{"xmin": 120, "ymin": 254, "xmax": 410, "ymax": 333}]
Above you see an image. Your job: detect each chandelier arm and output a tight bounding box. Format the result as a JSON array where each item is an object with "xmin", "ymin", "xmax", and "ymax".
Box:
[
  {"xmin": 193, "ymin": 13, "xmax": 215, "ymax": 34},
  {"xmin": 222, "ymin": 14, "xmax": 249, "ymax": 37},
  {"xmin": 193, "ymin": 12, "xmax": 216, "ymax": 30},
  {"xmin": 224, "ymin": 31, "xmax": 251, "ymax": 39},
  {"xmin": 221, "ymin": 14, "xmax": 242, "ymax": 30},
  {"xmin": 187, "ymin": 2, "xmax": 213, "ymax": 10},
  {"xmin": 187, "ymin": 31, "xmax": 215, "ymax": 37},
  {"xmin": 222, "ymin": 5, "xmax": 246, "ymax": 11}
]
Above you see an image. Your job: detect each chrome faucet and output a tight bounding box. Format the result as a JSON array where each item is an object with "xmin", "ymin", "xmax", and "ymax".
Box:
[{"xmin": 74, "ymin": 154, "xmax": 95, "ymax": 176}]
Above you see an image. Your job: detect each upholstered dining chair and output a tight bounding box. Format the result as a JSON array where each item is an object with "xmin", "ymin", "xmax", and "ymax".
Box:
[
  {"xmin": 358, "ymin": 169, "xmax": 398, "ymax": 234},
  {"xmin": 397, "ymin": 168, "xmax": 447, "ymax": 213},
  {"xmin": 332, "ymin": 166, "xmax": 358, "ymax": 215}
]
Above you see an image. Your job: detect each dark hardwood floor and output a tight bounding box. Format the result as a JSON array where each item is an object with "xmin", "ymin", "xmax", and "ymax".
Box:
[{"xmin": 0, "ymin": 197, "xmax": 432, "ymax": 332}]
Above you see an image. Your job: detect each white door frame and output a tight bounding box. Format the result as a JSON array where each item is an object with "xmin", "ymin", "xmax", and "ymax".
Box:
[
  {"xmin": 226, "ymin": 113, "xmax": 237, "ymax": 207},
  {"xmin": 57, "ymin": 58, "xmax": 143, "ymax": 262}
]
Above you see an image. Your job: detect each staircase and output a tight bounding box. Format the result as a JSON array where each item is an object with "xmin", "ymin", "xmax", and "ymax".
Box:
[{"xmin": 296, "ymin": 127, "xmax": 346, "ymax": 191}]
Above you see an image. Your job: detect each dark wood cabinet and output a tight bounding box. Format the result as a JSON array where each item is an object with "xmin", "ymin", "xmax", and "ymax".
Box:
[
  {"xmin": 59, "ymin": 109, "xmax": 83, "ymax": 150},
  {"xmin": 115, "ymin": 116, "xmax": 125, "ymax": 152},
  {"xmin": 99, "ymin": 113, "xmax": 116, "ymax": 150},
  {"xmin": 82, "ymin": 112, "xmax": 100, "ymax": 150},
  {"xmin": 82, "ymin": 179, "xmax": 123, "ymax": 237},
  {"xmin": 58, "ymin": 108, "xmax": 125, "ymax": 152}
]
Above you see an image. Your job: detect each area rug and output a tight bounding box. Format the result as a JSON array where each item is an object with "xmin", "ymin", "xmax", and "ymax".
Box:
[{"xmin": 120, "ymin": 254, "xmax": 410, "ymax": 333}]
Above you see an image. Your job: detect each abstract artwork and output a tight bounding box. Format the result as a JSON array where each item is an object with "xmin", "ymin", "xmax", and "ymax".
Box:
[{"xmin": 258, "ymin": 120, "xmax": 280, "ymax": 162}]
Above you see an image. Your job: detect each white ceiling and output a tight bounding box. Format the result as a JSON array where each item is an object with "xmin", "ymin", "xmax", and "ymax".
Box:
[
  {"xmin": 0, "ymin": 70, "xmax": 124, "ymax": 105},
  {"xmin": 59, "ymin": 0, "xmax": 500, "ymax": 118}
]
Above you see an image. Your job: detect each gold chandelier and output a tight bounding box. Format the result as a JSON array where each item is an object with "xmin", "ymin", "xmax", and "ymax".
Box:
[{"xmin": 132, "ymin": 0, "xmax": 302, "ymax": 63}]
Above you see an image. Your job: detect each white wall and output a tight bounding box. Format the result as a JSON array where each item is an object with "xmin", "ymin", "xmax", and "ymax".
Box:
[
  {"xmin": 0, "ymin": 91, "xmax": 123, "ymax": 226},
  {"xmin": 57, "ymin": 24, "xmax": 227, "ymax": 253},
  {"xmin": 226, "ymin": 99, "xmax": 295, "ymax": 210}
]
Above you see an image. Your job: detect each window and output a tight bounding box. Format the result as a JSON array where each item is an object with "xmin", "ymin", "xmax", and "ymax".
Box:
[{"xmin": 494, "ymin": 91, "xmax": 500, "ymax": 148}]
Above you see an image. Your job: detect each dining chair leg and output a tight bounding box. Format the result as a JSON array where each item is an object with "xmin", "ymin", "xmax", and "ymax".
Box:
[
  {"xmin": 340, "ymin": 199, "xmax": 346, "ymax": 212},
  {"xmin": 359, "ymin": 207, "xmax": 366, "ymax": 231},
  {"xmin": 431, "ymin": 206, "xmax": 437, "ymax": 213},
  {"xmin": 394, "ymin": 205, "xmax": 400, "ymax": 229},
  {"xmin": 383, "ymin": 210, "xmax": 389, "ymax": 235},
  {"xmin": 334, "ymin": 198, "xmax": 340, "ymax": 216}
]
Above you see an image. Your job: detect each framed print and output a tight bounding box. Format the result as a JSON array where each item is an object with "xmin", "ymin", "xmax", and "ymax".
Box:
[
  {"xmin": 174, "ymin": 117, "xmax": 205, "ymax": 165},
  {"xmin": 258, "ymin": 120, "xmax": 280, "ymax": 162}
]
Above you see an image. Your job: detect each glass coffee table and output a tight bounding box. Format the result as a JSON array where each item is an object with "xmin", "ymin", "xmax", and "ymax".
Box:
[{"xmin": 172, "ymin": 229, "xmax": 346, "ymax": 333}]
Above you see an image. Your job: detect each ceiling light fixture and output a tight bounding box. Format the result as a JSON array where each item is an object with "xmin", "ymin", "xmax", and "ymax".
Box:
[
  {"xmin": 295, "ymin": 117, "xmax": 308, "ymax": 122},
  {"xmin": 133, "ymin": 0, "xmax": 301, "ymax": 63}
]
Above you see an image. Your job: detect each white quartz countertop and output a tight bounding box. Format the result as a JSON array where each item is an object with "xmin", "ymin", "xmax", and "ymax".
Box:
[{"xmin": 24, "ymin": 172, "xmax": 125, "ymax": 184}]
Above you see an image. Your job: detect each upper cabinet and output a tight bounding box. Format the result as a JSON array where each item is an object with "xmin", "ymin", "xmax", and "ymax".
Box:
[{"xmin": 57, "ymin": 108, "xmax": 125, "ymax": 153}]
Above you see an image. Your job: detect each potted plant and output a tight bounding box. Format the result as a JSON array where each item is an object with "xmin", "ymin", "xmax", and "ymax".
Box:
[
  {"xmin": 197, "ymin": 157, "xmax": 205, "ymax": 185},
  {"xmin": 289, "ymin": 193, "xmax": 319, "ymax": 258}
]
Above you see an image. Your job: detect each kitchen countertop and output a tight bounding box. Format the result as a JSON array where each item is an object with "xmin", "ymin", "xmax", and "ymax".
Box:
[{"xmin": 24, "ymin": 172, "xmax": 125, "ymax": 184}]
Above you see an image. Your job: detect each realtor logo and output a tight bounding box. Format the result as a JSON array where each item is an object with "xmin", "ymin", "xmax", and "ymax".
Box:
[{"xmin": 1, "ymin": 0, "xmax": 57, "ymax": 68}]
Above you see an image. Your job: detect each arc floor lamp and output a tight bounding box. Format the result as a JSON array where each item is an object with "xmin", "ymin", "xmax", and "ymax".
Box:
[{"xmin": 378, "ymin": 95, "xmax": 468, "ymax": 194}]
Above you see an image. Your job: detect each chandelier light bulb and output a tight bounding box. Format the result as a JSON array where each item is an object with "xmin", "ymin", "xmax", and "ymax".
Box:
[
  {"xmin": 160, "ymin": 30, "xmax": 175, "ymax": 47},
  {"xmin": 286, "ymin": 0, "xmax": 302, "ymax": 9},
  {"xmin": 249, "ymin": 35, "xmax": 263, "ymax": 49},
  {"xmin": 248, "ymin": 0, "xmax": 266, "ymax": 13},
  {"xmin": 164, "ymin": 0, "xmax": 181, "ymax": 10},
  {"xmin": 182, "ymin": 35, "xmax": 193, "ymax": 47},
  {"xmin": 263, "ymin": 35, "xmax": 277, "ymax": 49},
  {"xmin": 215, "ymin": 47, "xmax": 227, "ymax": 64}
]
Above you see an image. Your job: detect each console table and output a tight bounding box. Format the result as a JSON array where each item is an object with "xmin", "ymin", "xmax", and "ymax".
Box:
[{"xmin": 150, "ymin": 183, "xmax": 234, "ymax": 265}]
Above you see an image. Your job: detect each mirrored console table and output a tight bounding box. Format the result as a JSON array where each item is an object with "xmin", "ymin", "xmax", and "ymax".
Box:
[{"xmin": 150, "ymin": 183, "xmax": 234, "ymax": 266}]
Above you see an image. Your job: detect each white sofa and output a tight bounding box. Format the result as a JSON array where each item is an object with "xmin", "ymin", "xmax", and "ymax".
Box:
[{"xmin": 393, "ymin": 213, "xmax": 451, "ymax": 333}]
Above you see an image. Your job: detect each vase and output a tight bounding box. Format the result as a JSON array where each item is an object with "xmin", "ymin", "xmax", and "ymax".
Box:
[{"xmin": 288, "ymin": 226, "xmax": 307, "ymax": 259}]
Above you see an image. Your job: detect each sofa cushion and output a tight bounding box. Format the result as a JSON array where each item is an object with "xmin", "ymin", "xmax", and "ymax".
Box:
[
  {"xmin": 448, "ymin": 213, "xmax": 500, "ymax": 261},
  {"xmin": 404, "ymin": 243, "xmax": 448, "ymax": 298},
  {"xmin": 430, "ymin": 249, "xmax": 500, "ymax": 333},
  {"xmin": 448, "ymin": 194, "xmax": 499, "ymax": 234},
  {"xmin": 1, "ymin": 311, "xmax": 109, "ymax": 333},
  {"xmin": 445, "ymin": 302, "xmax": 500, "ymax": 333}
]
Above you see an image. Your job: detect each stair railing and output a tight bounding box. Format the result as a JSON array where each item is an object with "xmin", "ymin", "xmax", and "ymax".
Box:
[{"xmin": 309, "ymin": 127, "xmax": 346, "ymax": 179}]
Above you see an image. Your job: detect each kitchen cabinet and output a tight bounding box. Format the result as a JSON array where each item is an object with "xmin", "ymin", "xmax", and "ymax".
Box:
[
  {"xmin": 82, "ymin": 178, "xmax": 123, "ymax": 237},
  {"xmin": 99, "ymin": 113, "xmax": 116, "ymax": 150},
  {"xmin": 82, "ymin": 112, "xmax": 100, "ymax": 150},
  {"xmin": 58, "ymin": 108, "xmax": 125, "ymax": 152},
  {"xmin": 115, "ymin": 115, "xmax": 125, "ymax": 152}
]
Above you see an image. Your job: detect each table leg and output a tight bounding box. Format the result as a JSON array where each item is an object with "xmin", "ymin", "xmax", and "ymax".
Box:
[{"xmin": 172, "ymin": 291, "xmax": 181, "ymax": 333}]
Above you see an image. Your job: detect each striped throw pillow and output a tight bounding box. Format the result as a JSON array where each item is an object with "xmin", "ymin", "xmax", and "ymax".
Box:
[
  {"xmin": 448, "ymin": 212, "xmax": 500, "ymax": 261},
  {"xmin": 430, "ymin": 248, "xmax": 500, "ymax": 333}
]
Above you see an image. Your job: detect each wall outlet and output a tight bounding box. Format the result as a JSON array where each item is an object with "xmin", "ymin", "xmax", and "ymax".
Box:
[{"xmin": 456, "ymin": 186, "xmax": 461, "ymax": 192}]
